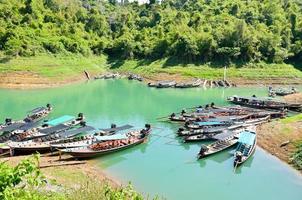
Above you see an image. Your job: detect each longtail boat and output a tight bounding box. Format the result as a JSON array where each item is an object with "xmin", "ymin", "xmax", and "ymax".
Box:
[
  {"xmin": 234, "ymin": 130, "xmax": 257, "ymax": 168},
  {"xmin": 62, "ymin": 124, "xmax": 151, "ymax": 158},
  {"xmin": 0, "ymin": 104, "xmax": 53, "ymax": 141},
  {"xmin": 175, "ymin": 79, "xmax": 202, "ymax": 88},
  {"xmin": 227, "ymin": 95, "xmax": 302, "ymax": 111},
  {"xmin": 50, "ymin": 124, "xmax": 133, "ymax": 149},
  {"xmin": 6, "ymin": 125, "xmax": 94, "ymax": 154},
  {"xmin": 197, "ymin": 130, "xmax": 240, "ymax": 159},
  {"xmin": 10, "ymin": 113, "xmax": 85, "ymax": 142}
]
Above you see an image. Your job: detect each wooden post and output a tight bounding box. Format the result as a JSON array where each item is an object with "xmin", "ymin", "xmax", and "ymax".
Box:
[
  {"xmin": 58, "ymin": 150, "xmax": 62, "ymax": 160},
  {"xmin": 84, "ymin": 70, "xmax": 90, "ymax": 80},
  {"xmin": 223, "ymin": 66, "xmax": 227, "ymax": 81}
]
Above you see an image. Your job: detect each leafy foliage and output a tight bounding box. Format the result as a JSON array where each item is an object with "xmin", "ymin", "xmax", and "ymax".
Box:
[
  {"xmin": 0, "ymin": 0, "xmax": 302, "ymax": 64},
  {"xmin": 291, "ymin": 140, "xmax": 302, "ymax": 170},
  {"xmin": 0, "ymin": 154, "xmax": 46, "ymax": 200}
]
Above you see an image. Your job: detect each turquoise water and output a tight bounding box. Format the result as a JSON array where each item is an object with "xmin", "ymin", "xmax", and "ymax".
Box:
[{"xmin": 0, "ymin": 80, "xmax": 301, "ymax": 200}]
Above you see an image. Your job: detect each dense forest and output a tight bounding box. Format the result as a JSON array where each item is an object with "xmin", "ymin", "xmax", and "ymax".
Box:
[{"xmin": 0, "ymin": 0, "xmax": 302, "ymax": 64}]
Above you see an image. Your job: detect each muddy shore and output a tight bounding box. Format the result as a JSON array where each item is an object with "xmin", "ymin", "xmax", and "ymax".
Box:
[
  {"xmin": 1, "ymin": 71, "xmax": 302, "ymax": 89},
  {"xmin": 257, "ymin": 93, "xmax": 302, "ymax": 173}
]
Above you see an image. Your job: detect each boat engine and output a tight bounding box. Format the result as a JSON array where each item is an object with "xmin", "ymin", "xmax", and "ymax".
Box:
[
  {"xmin": 46, "ymin": 103, "xmax": 52, "ymax": 111},
  {"xmin": 77, "ymin": 113, "xmax": 84, "ymax": 120},
  {"xmin": 145, "ymin": 124, "xmax": 151, "ymax": 130},
  {"xmin": 111, "ymin": 124, "xmax": 117, "ymax": 128},
  {"xmin": 80, "ymin": 121, "xmax": 86, "ymax": 126},
  {"xmin": 5, "ymin": 118, "xmax": 12, "ymax": 124},
  {"xmin": 235, "ymin": 152, "xmax": 243, "ymax": 163},
  {"xmin": 178, "ymin": 127, "xmax": 185, "ymax": 133}
]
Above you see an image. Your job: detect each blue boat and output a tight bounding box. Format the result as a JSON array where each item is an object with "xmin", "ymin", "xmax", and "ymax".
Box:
[{"xmin": 234, "ymin": 130, "xmax": 257, "ymax": 168}]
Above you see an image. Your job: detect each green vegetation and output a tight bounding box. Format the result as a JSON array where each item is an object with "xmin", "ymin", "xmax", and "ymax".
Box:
[
  {"xmin": 0, "ymin": 54, "xmax": 107, "ymax": 79},
  {"xmin": 0, "ymin": 0, "xmax": 302, "ymax": 80},
  {"xmin": 281, "ymin": 114, "xmax": 302, "ymax": 124},
  {"xmin": 110, "ymin": 58, "xmax": 302, "ymax": 79},
  {"xmin": 0, "ymin": 155, "xmax": 156, "ymax": 200},
  {"xmin": 291, "ymin": 140, "xmax": 302, "ymax": 170}
]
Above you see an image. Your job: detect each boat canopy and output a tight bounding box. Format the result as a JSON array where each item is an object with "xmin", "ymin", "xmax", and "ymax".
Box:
[
  {"xmin": 95, "ymin": 133, "xmax": 128, "ymax": 141},
  {"xmin": 238, "ymin": 131, "xmax": 256, "ymax": 145},
  {"xmin": 0, "ymin": 122, "xmax": 25, "ymax": 133},
  {"xmin": 45, "ymin": 115, "xmax": 74, "ymax": 126},
  {"xmin": 30, "ymin": 107, "xmax": 46, "ymax": 114},
  {"xmin": 19, "ymin": 121, "xmax": 41, "ymax": 131},
  {"xmin": 100, "ymin": 124, "xmax": 133, "ymax": 132},
  {"xmin": 213, "ymin": 131, "xmax": 236, "ymax": 140},
  {"xmin": 58, "ymin": 126, "xmax": 95, "ymax": 138},
  {"xmin": 40, "ymin": 124, "xmax": 69, "ymax": 134},
  {"xmin": 196, "ymin": 121, "xmax": 224, "ymax": 126}
]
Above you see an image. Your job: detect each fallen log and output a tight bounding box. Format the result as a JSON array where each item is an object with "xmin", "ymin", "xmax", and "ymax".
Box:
[{"xmin": 280, "ymin": 140, "xmax": 291, "ymax": 147}]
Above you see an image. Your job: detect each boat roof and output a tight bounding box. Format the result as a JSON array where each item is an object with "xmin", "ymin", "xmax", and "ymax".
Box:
[
  {"xmin": 30, "ymin": 107, "xmax": 46, "ymax": 114},
  {"xmin": 231, "ymin": 95, "xmax": 285, "ymax": 103},
  {"xmin": 196, "ymin": 121, "xmax": 224, "ymax": 126},
  {"xmin": 100, "ymin": 124, "xmax": 133, "ymax": 132},
  {"xmin": 45, "ymin": 115, "xmax": 74, "ymax": 126},
  {"xmin": 19, "ymin": 121, "xmax": 41, "ymax": 131},
  {"xmin": 0, "ymin": 122, "xmax": 25, "ymax": 132},
  {"xmin": 58, "ymin": 126, "xmax": 95, "ymax": 137},
  {"xmin": 238, "ymin": 131, "xmax": 256, "ymax": 145},
  {"xmin": 213, "ymin": 131, "xmax": 236, "ymax": 140},
  {"xmin": 95, "ymin": 133, "xmax": 128, "ymax": 141},
  {"xmin": 40, "ymin": 124, "xmax": 69, "ymax": 134}
]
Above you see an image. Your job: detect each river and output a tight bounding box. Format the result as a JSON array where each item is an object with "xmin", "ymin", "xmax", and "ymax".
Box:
[{"xmin": 0, "ymin": 79, "xmax": 301, "ymax": 200}]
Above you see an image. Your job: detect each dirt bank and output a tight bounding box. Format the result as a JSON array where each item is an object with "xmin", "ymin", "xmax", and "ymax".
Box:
[
  {"xmin": 0, "ymin": 71, "xmax": 97, "ymax": 89},
  {"xmin": 0, "ymin": 154, "xmax": 120, "ymax": 188},
  {"xmin": 256, "ymin": 93, "xmax": 302, "ymax": 172},
  {"xmin": 257, "ymin": 121, "xmax": 302, "ymax": 162},
  {"xmin": 1, "ymin": 71, "xmax": 302, "ymax": 89},
  {"xmin": 284, "ymin": 92, "xmax": 302, "ymax": 104}
]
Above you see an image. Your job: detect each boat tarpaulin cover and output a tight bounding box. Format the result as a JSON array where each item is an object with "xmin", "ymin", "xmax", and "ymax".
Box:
[
  {"xmin": 238, "ymin": 131, "xmax": 256, "ymax": 145},
  {"xmin": 58, "ymin": 126, "xmax": 95, "ymax": 138},
  {"xmin": 40, "ymin": 124, "xmax": 69, "ymax": 134},
  {"xmin": 0, "ymin": 122, "xmax": 25, "ymax": 133},
  {"xmin": 19, "ymin": 121, "xmax": 41, "ymax": 131},
  {"xmin": 100, "ymin": 124, "xmax": 133, "ymax": 132},
  {"xmin": 46, "ymin": 115, "xmax": 74, "ymax": 126},
  {"xmin": 213, "ymin": 131, "xmax": 237, "ymax": 140},
  {"xmin": 196, "ymin": 121, "xmax": 224, "ymax": 126},
  {"xmin": 30, "ymin": 107, "xmax": 46, "ymax": 114},
  {"xmin": 95, "ymin": 134, "xmax": 128, "ymax": 141}
]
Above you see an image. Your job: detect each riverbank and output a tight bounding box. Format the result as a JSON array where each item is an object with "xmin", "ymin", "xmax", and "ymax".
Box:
[
  {"xmin": 0, "ymin": 154, "xmax": 151, "ymax": 200},
  {"xmin": 257, "ymin": 93, "xmax": 302, "ymax": 173},
  {"xmin": 0, "ymin": 154, "xmax": 120, "ymax": 188},
  {"xmin": 1, "ymin": 54, "xmax": 302, "ymax": 89}
]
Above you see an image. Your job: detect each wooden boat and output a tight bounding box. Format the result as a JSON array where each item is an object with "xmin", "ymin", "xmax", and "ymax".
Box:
[
  {"xmin": 269, "ymin": 87, "xmax": 297, "ymax": 96},
  {"xmin": 50, "ymin": 124, "xmax": 134, "ymax": 149},
  {"xmin": 175, "ymin": 79, "xmax": 202, "ymax": 88},
  {"xmin": 197, "ymin": 130, "xmax": 240, "ymax": 159},
  {"xmin": 62, "ymin": 124, "xmax": 151, "ymax": 158},
  {"xmin": 184, "ymin": 133, "xmax": 219, "ymax": 142},
  {"xmin": 179, "ymin": 116, "xmax": 269, "ymax": 137},
  {"xmin": 128, "ymin": 74, "xmax": 143, "ymax": 81},
  {"xmin": 9, "ymin": 113, "xmax": 85, "ymax": 142},
  {"xmin": 0, "ymin": 104, "xmax": 53, "ymax": 142},
  {"xmin": 7, "ymin": 125, "xmax": 95, "ymax": 154},
  {"xmin": 185, "ymin": 121, "xmax": 232, "ymax": 129},
  {"xmin": 148, "ymin": 81, "xmax": 176, "ymax": 88},
  {"xmin": 227, "ymin": 95, "xmax": 302, "ymax": 111},
  {"xmin": 234, "ymin": 130, "xmax": 257, "ymax": 168}
]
